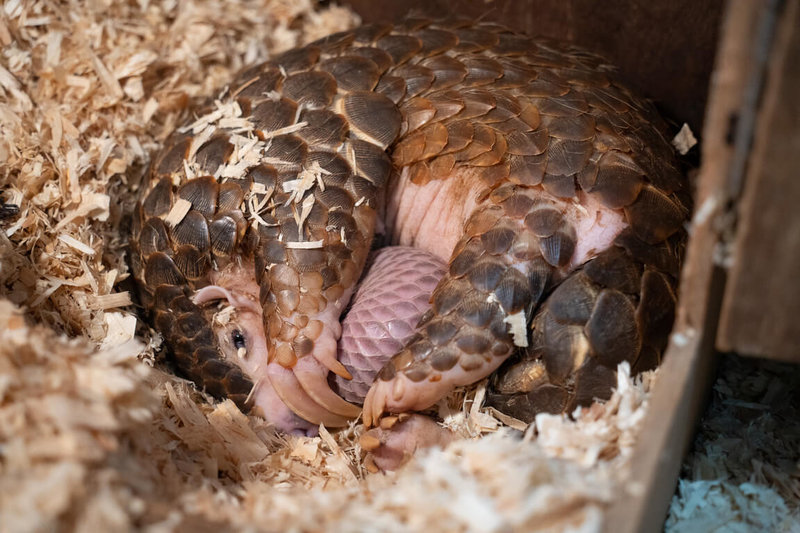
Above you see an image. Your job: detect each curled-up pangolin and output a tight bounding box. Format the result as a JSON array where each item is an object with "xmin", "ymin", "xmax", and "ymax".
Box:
[{"xmin": 129, "ymin": 18, "xmax": 690, "ymax": 466}]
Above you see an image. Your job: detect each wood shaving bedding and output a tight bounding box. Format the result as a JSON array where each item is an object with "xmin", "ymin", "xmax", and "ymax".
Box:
[
  {"xmin": 1, "ymin": 1, "xmax": 657, "ymax": 531},
  {"xmin": 666, "ymin": 355, "xmax": 800, "ymax": 532}
]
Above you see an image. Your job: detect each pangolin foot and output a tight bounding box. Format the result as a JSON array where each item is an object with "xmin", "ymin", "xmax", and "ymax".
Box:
[{"xmin": 359, "ymin": 414, "xmax": 456, "ymax": 472}]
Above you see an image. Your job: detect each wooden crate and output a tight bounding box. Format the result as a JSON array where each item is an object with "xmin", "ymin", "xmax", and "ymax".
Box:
[{"xmin": 344, "ymin": 0, "xmax": 799, "ymax": 529}]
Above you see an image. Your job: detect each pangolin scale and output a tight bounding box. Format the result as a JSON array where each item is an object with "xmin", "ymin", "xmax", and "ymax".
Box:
[{"xmin": 129, "ymin": 17, "xmax": 690, "ymax": 434}]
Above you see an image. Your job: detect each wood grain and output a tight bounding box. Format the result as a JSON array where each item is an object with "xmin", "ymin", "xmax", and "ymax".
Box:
[{"xmin": 718, "ymin": 0, "xmax": 800, "ymax": 361}]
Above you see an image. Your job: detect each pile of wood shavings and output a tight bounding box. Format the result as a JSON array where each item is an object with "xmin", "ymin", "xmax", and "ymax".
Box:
[
  {"xmin": 666, "ymin": 355, "xmax": 800, "ymax": 532},
  {"xmin": 1, "ymin": 1, "xmax": 656, "ymax": 530}
]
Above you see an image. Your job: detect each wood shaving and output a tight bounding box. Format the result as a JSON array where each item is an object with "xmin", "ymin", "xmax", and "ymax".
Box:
[
  {"xmin": 667, "ymin": 356, "xmax": 800, "ymax": 531},
  {"xmin": 0, "ymin": 1, "xmax": 667, "ymax": 531}
]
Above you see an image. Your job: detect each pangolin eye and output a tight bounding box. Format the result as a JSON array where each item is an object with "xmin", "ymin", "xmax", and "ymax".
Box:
[{"xmin": 231, "ymin": 329, "xmax": 246, "ymax": 349}]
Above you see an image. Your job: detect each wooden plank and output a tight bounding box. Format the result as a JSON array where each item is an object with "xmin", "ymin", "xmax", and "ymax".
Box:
[
  {"xmin": 342, "ymin": 0, "xmax": 723, "ymax": 135},
  {"xmin": 603, "ymin": 1, "xmax": 776, "ymax": 531},
  {"xmin": 717, "ymin": 0, "xmax": 800, "ymax": 361}
]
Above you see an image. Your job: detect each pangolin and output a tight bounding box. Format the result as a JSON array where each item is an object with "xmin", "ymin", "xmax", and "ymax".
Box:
[{"xmin": 129, "ymin": 18, "xmax": 690, "ymax": 442}]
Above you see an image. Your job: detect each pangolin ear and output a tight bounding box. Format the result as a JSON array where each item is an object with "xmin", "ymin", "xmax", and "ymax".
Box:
[{"xmin": 193, "ymin": 285, "xmax": 262, "ymax": 315}]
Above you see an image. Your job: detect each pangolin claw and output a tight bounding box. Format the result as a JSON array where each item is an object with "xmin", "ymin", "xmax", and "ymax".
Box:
[
  {"xmin": 267, "ymin": 362, "xmax": 352, "ymax": 427},
  {"xmin": 293, "ymin": 356, "xmax": 362, "ymax": 419}
]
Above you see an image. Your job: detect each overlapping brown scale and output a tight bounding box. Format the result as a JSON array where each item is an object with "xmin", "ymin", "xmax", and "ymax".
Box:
[
  {"xmin": 399, "ymin": 97, "xmax": 437, "ymax": 133},
  {"xmin": 307, "ymin": 29, "xmax": 356, "ymax": 56},
  {"xmin": 216, "ymin": 183, "xmax": 244, "ymax": 213},
  {"xmin": 593, "ymin": 129, "xmax": 634, "ymax": 153},
  {"xmin": 522, "ymin": 71, "xmax": 570, "ymax": 98},
  {"xmin": 492, "ymin": 32, "xmax": 535, "ymax": 57},
  {"xmin": 585, "ymin": 289, "xmax": 641, "ymax": 367},
  {"xmin": 545, "ymin": 138, "xmax": 592, "ymax": 176},
  {"xmin": 319, "ymin": 56, "xmax": 381, "ymax": 92},
  {"xmin": 351, "ymin": 46, "xmax": 394, "ymax": 73},
  {"xmin": 138, "ymin": 218, "xmax": 170, "ymax": 257},
  {"xmin": 583, "ymin": 84, "xmax": 633, "ymax": 114},
  {"xmin": 540, "ymin": 313, "xmax": 588, "ymax": 384},
  {"xmin": 263, "ymin": 135, "xmax": 307, "ymax": 169},
  {"xmin": 481, "ymin": 94, "xmax": 522, "ymax": 124},
  {"xmin": 465, "ymin": 258, "xmax": 507, "ymax": 292},
  {"xmin": 389, "ymin": 64, "xmax": 434, "ymax": 100},
  {"xmin": 641, "ymin": 157, "xmax": 686, "ymax": 196},
  {"xmin": 352, "ymin": 23, "xmax": 393, "ymax": 44},
  {"xmin": 504, "ymin": 128, "xmax": 549, "ymax": 156},
  {"xmin": 528, "ymin": 44, "xmax": 578, "ymax": 68},
  {"xmin": 349, "ymin": 176, "xmax": 383, "ymax": 209},
  {"xmin": 272, "ymin": 45, "xmax": 322, "ymax": 74},
  {"xmin": 171, "ymin": 210, "xmax": 211, "ymax": 251},
  {"xmin": 177, "ymin": 176, "xmax": 218, "ymax": 218},
  {"xmin": 376, "ymin": 34, "xmax": 423, "ymax": 65},
  {"xmin": 635, "ymin": 269, "xmax": 677, "ymax": 347},
  {"xmin": 306, "ymin": 151, "xmax": 353, "ymax": 185},
  {"xmin": 436, "ymin": 120, "xmax": 474, "ymax": 155},
  {"xmin": 508, "ymin": 154, "xmax": 547, "ymax": 186},
  {"xmin": 426, "ymin": 90, "xmax": 465, "ymax": 122},
  {"xmin": 632, "ymin": 345, "xmax": 661, "ymax": 375},
  {"xmin": 420, "ymin": 55, "xmax": 468, "ymax": 90},
  {"xmin": 541, "ymin": 173, "xmax": 577, "ymax": 198},
  {"xmin": 174, "ymin": 244, "xmax": 211, "ymax": 280},
  {"xmin": 193, "ymin": 136, "xmax": 234, "ymax": 175},
  {"xmin": 469, "ymin": 131, "xmax": 507, "ymax": 167},
  {"xmin": 414, "ymin": 27, "xmax": 458, "ymax": 55},
  {"xmin": 349, "ymin": 139, "xmax": 393, "ymax": 188},
  {"xmin": 624, "ymin": 185, "xmax": 688, "ymax": 244},
  {"xmin": 461, "ymin": 56, "xmax": 504, "ymax": 86},
  {"xmin": 493, "ymin": 60, "xmax": 538, "ymax": 89},
  {"xmin": 545, "ymin": 272, "xmax": 598, "ymax": 325},
  {"xmin": 539, "ymin": 223, "xmax": 577, "ymax": 267},
  {"xmin": 251, "ymin": 98, "xmax": 297, "ymax": 135},
  {"xmin": 233, "ymin": 66, "xmax": 283, "ymax": 100},
  {"xmin": 458, "ymin": 89, "xmax": 496, "ymax": 120},
  {"xmin": 492, "ymin": 266, "xmax": 535, "ymax": 314},
  {"xmin": 540, "ymin": 113, "xmax": 596, "ymax": 141},
  {"xmin": 583, "ymin": 245, "xmax": 643, "ymax": 294},
  {"xmin": 454, "ymin": 123, "xmax": 494, "ymax": 162},
  {"xmin": 392, "ymin": 121, "xmax": 448, "ymax": 166},
  {"xmin": 144, "ymin": 252, "xmax": 186, "ymax": 287},
  {"xmin": 557, "ymin": 66, "xmax": 611, "ymax": 87},
  {"xmin": 491, "ymin": 357, "xmax": 549, "ymax": 396},
  {"xmin": 538, "ymin": 90, "xmax": 591, "ymax": 117},
  {"xmin": 142, "ymin": 178, "xmax": 173, "ymax": 218},
  {"xmin": 209, "ymin": 214, "xmax": 240, "ymax": 258},
  {"xmin": 498, "ymin": 190, "xmax": 535, "ymax": 218},
  {"xmin": 296, "ymin": 108, "xmax": 348, "ymax": 149},
  {"xmin": 154, "ymin": 136, "xmax": 191, "ymax": 177},
  {"xmin": 571, "ymin": 358, "xmax": 617, "ymax": 408},
  {"xmin": 452, "ymin": 27, "xmax": 500, "ymax": 52},
  {"xmin": 373, "ymin": 75, "xmax": 407, "ymax": 104},
  {"xmin": 614, "ymin": 228, "xmax": 682, "ymax": 278},
  {"xmin": 282, "ymin": 71, "xmax": 337, "ymax": 109},
  {"xmin": 580, "ymin": 151, "xmax": 645, "ymax": 209},
  {"xmin": 316, "ymin": 185, "xmax": 356, "ymax": 212},
  {"xmin": 340, "ymin": 91, "xmax": 402, "ymax": 149},
  {"xmin": 396, "ymin": 16, "xmax": 433, "ymax": 33},
  {"xmin": 243, "ymin": 164, "xmax": 274, "ymax": 196}
]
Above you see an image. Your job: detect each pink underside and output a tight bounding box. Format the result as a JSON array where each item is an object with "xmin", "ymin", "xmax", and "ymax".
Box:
[{"xmin": 386, "ymin": 167, "xmax": 627, "ymax": 270}]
